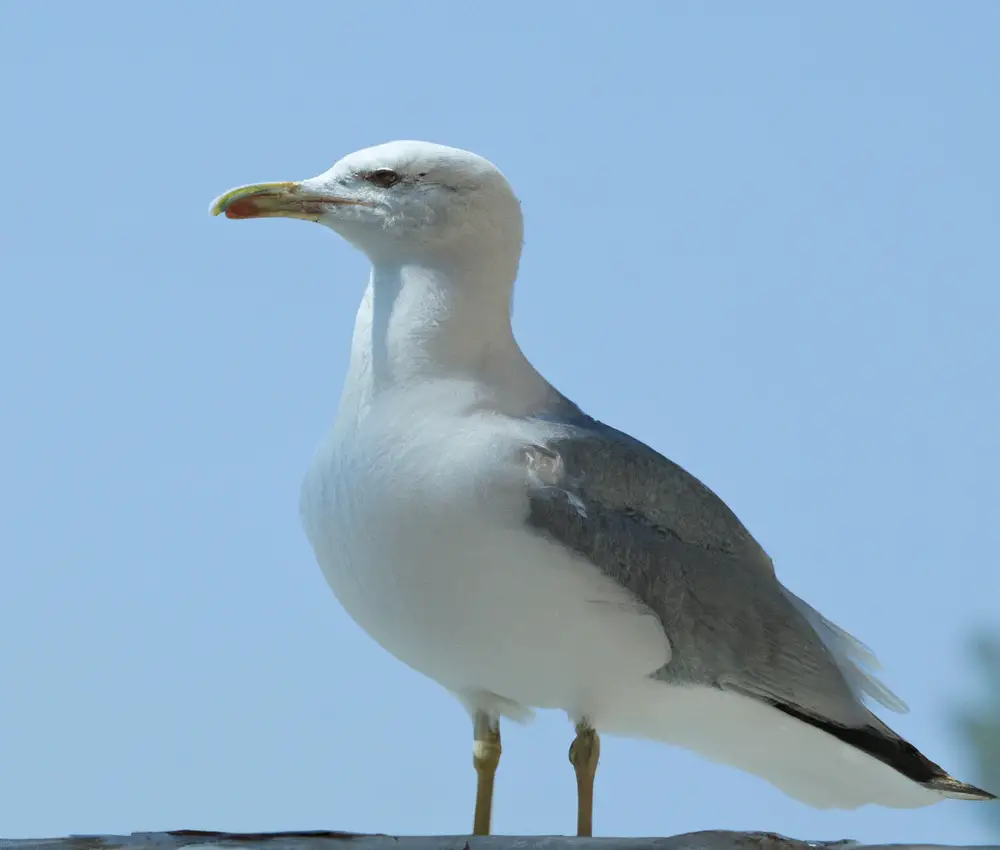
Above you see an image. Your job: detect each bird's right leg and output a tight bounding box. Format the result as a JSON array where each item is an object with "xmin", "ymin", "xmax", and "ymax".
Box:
[
  {"xmin": 569, "ymin": 720, "xmax": 600, "ymax": 837},
  {"xmin": 472, "ymin": 711, "xmax": 501, "ymax": 835}
]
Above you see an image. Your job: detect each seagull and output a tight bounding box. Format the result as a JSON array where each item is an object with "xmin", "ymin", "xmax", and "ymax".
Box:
[{"xmin": 210, "ymin": 140, "xmax": 994, "ymax": 835}]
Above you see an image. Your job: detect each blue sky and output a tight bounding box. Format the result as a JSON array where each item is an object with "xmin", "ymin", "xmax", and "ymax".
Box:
[{"xmin": 1, "ymin": 1, "xmax": 998, "ymax": 845}]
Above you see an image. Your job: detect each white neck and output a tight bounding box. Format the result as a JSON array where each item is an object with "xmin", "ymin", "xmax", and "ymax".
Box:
[{"xmin": 338, "ymin": 246, "xmax": 553, "ymax": 419}]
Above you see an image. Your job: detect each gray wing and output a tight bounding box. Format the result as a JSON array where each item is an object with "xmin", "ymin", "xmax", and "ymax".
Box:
[
  {"xmin": 522, "ymin": 410, "xmax": 904, "ymax": 727},
  {"xmin": 519, "ymin": 410, "xmax": 994, "ymax": 801}
]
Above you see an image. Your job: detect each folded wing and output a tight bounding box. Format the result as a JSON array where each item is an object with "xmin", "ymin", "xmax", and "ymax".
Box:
[{"xmin": 521, "ymin": 410, "xmax": 992, "ymax": 799}]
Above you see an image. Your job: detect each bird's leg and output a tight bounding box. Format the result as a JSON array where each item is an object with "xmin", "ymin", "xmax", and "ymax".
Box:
[
  {"xmin": 568, "ymin": 720, "xmax": 600, "ymax": 837},
  {"xmin": 472, "ymin": 711, "xmax": 501, "ymax": 836}
]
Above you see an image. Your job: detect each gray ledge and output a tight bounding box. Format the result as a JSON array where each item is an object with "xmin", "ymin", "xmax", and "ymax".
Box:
[{"xmin": 2, "ymin": 830, "xmax": 998, "ymax": 850}]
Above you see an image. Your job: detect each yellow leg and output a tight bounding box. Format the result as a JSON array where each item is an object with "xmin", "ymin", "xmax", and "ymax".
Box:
[
  {"xmin": 569, "ymin": 721, "xmax": 600, "ymax": 837},
  {"xmin": 472, "ymin": 712, "xmax": 501, "ymax": 836}
]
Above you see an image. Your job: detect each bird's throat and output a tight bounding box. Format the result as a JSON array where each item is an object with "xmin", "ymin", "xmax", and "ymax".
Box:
[{"xmin": 360, "ymin": 262, "xmax": 518, "ymax": 389}]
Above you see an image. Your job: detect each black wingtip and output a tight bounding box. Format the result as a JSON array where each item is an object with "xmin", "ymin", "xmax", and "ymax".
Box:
[
  {"xmin": 924, "ymin": 775, "xmax": 997, "ymax": 802},
  {"xmin": 770, "ymin": 700, "xmax": 996, "ymax": 800}
]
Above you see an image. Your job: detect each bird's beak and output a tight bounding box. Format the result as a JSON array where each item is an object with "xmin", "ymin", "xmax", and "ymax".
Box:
[{"xmin": 209, "ymin": 181, "xmax": 366, "ymax": 221}]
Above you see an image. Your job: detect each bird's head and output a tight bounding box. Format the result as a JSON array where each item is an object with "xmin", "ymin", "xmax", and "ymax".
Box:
[{"xmin": 210, "ymin": 140, "xmax": 523, "ymax": 263}]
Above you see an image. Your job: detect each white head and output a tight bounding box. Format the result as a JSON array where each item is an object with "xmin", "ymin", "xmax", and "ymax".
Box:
[{"xmin": 211, "ymin": 140, "xmax": 523, "ymax": 266}]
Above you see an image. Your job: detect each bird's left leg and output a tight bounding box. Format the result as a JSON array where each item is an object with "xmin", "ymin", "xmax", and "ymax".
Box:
[
  {"xmin": 569, "ymin": 719, "xmax": 600, "ymax": 837},
  {"xmin": 472, "ymin": 710, "xmax": 501, "ymax": 835}
]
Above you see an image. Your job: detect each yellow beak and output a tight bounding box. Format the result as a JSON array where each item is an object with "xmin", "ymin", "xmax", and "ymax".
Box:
[{"xmin": 209, "ymin": 181, "xmax": 365, "ymax": 221}]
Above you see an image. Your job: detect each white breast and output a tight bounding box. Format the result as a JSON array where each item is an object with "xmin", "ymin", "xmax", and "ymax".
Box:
[{"xmin": 298, "ymin": 385, "xmax": 670, "ymax": 722}]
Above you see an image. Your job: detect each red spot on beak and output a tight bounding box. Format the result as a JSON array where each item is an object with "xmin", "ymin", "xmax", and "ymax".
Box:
[{"xmin": 225, "ymin": 198, "xmax": 262, "ymax": 219}]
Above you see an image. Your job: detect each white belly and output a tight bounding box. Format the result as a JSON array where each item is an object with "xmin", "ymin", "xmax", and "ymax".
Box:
[{"xmin": 299, "ymin": 417, "xmax": 670, "ymax": 722}]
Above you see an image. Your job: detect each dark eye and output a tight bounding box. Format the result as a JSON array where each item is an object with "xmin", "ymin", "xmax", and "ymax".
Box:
[{"xmin": 364, "ymin": 167, "xmax": 401, "ymax": 188}]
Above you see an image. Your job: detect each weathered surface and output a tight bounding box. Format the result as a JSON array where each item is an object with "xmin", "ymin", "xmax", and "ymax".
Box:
[{"xmin": 2, "ymin": 830, "xmax": 997, "ymax": 850}]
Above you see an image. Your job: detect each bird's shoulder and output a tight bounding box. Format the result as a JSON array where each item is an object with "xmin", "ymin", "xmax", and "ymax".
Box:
[{"xmin": 521, "ymin": 404, "xmax": 771, "ymax": 568}]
